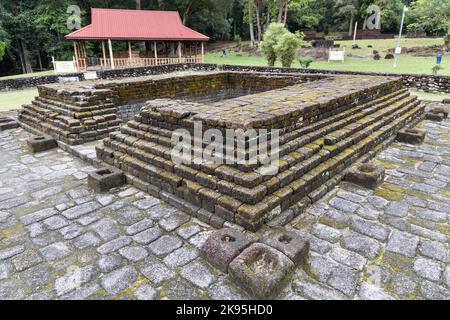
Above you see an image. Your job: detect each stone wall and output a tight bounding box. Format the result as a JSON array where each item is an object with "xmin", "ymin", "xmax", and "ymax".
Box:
[
  {"xmin": 19, "ymin": 71, "xmax": 321, "ymax": 144},
  {"xmin": 96, "ymin": 74, "xmax": 425, "ymax": 230},
  {"xmin": 3, "ymin": 63, "xmax": 450, "ymax": 93}
]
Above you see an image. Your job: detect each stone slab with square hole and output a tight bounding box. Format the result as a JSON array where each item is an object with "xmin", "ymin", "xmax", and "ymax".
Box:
[
  {"xmin": 260, "ymin": 228, "xmax": 309, "ymax": 267},
  {"xmin": 202, "ymin": 228, "xmax": 254, "ymax": 273},
  {"xmin": 229, "ymin": 243, "xmax": 294, "ymax": 299},
  {"xmin": 345, "ymin": 163, "xmax": 385, "ymax": 190},
  {"xmin": 0, "ymin": 118, "xmax": 19, "ymax": 131},
  {"xmin": 88, "ymin": 167, "xmax": 126, "ymax": 193},
  {"xmin": 396, "ymin": 128, "xmax": 426, "ymax": 145},
  {"xmin": 27, "ymin": 136, "xmax": 58, "ymax": 153}
]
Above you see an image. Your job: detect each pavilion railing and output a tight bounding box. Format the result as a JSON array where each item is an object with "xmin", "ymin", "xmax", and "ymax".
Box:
[{"xmin": 75, "ymin": 57, "xmax": 203, "ymax": 71}]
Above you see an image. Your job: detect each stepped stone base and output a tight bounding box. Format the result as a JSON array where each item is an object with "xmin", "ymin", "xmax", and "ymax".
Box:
[
  {"xmin": 18, "ymin": 71, "xmax": 320, "ymax": 145},
  {"xmin": 93, "ymin": 73, "xmax": 425, "ymax": 231}
]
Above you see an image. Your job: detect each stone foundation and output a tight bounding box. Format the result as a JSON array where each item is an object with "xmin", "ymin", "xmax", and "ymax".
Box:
[
  {"xmin": 18, "ymin": 71, "xmax": 321, "ymax": 145},
  {"xmin": 94, "ymin": 74, "xmax": 426, "ymax": 231}
]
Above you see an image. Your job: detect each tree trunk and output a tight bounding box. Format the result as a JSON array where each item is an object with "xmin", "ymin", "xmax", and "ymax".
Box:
[
  {"xmin": 37, "ymin": 53, "xmax": 43, "ymax": 71},
  {"xmin": 249, "ymin": 0, "xmax": 255, "ymax": 48},
  {"xmin": 135, "ymin": 0, "xmax": 141, "ymax": 10},
  {"xmin": 348, "ymin": 14, "xmax": 354, "ymax": 37},
  {"xmin": 363, "ymin": 16, "xmax": 368, "ymax": 30},
  {"xmin": 283, "ymin": 3, "xmax": 288, "ymax": 25},
  {"xmin": 183, "ymin": 1, "xmax": 193, "ymax": 25},
  {"xmin": 18, "ymin": 38, "xmax": 33, "ymax": 74},
  {"xmin": 264, "ymin": 2, "xmax": 270, "ymax": 32},
  {"xmin": 255, "ymin": 1, "xmax": 262, "ymax": 43},
  {"xmin": 448, "ymin": 21, "xmax": 450, "ymax": 35}
]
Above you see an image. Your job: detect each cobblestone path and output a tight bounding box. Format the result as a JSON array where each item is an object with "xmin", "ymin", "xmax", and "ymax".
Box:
[{"xmin": 0, "ymin": 107, "xmax": 449, "ymax": 300}]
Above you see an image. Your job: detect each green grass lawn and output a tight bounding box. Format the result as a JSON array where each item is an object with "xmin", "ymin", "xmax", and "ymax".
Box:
[
  {"xmin": 411, "ymin": 90, "xmax": 450, "ymax": 101},
  {"xmin": 206, "ymin": 37, "xmax": 450, "ymax": 76},
  {"xmin": 0, "ymin": 88, "xmax": 38, "ymax": 111},
  {"xmin": 0, "ymin": 70, "xmax": 56, "ymax": 80}
]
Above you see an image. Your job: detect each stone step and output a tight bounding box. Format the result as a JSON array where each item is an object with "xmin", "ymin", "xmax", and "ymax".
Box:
[
  {"xmin": 107, "ymin": 92, "xmax": 417, "ymax": 178},
  {"xmin": 98, "ymin": 101, "xmax": 425, "ymax": 230},
  {"xmin": 99, "ymin": 97, "xmax": 423, "ymax": 208}
]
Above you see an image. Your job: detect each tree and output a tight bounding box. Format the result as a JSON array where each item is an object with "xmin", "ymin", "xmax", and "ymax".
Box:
[
  {"xmin": 274, "ymin": 31, "xmax": 302, "ymax": 67},
  {"xmin": 0, "ymin": 41, "xmax": 5, "ymax": 62},
  {"xmin": 334, "ymin": 0, "xmax": 360, "ymax": 36},
  {"xmin": 407, "ymin": 0, "xmax": 450, "ymax": 35},
  {"xmin": 261, "ymin": 23, "xmax": 287, "ymax": 66}
]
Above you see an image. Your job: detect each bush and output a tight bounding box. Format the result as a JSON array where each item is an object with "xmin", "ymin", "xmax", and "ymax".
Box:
[
  {"xmin": 385, "ymin": 53, "xmax": 395, "ymax": 59},
  {"xmin": 373, "ymin": 53, "xmax": 381, "ymax": 60},
  {"xmin": 373, "ymin": 50, "xmax": 379, "ymax": 55},
  {"xmin": 261, "ymin": 23, "xmax": 288, "ymax": 66},
  {"xmin": 0, "ymin": 41, "xmax": 5, "ymax": 62},
  {"xmin": 275, "ymin": 32, "xmax": 303, "ymax": 68},
  {"xmin": 261, "ymin": 23, "xmax": 303, "ymax": 67},
  {"xmin": 432, "ymin": 65, "xmax": 443, "ymax": 75},
  {"xmin": 234, "ymin": 34, "xmax": 242, "ymax": 51},
  {"xmin": 352, "ymin": 44, "xmax": 361, "ymax": 49},
  {"xmin": 299, "ymin": 56, "xmax": 314, "ymax": 68}
]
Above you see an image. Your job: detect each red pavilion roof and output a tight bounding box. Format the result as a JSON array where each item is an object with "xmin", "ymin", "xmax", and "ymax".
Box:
[{"xmin": 66, "ymin": 8, "xmax": 209, "ymax": 41}]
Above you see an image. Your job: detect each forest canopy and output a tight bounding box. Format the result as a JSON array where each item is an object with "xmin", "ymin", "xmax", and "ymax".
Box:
[{"xmin": 0, "ymin": 0, "xmax": 449, "ymax": 76}]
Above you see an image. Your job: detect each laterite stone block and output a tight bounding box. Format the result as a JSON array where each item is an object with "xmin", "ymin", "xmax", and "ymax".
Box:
[
  {"xmin": 261, "ymin": 228, "xmax": 309, "ymax": 267},
  {"xmin": 0, "ymin": 118, "xmax": 19, "ymax": 131},
  {"xmin": 396, "ymin": 128, "xmax": 426, "ymax": 145},
  {"xmin": 27, "ymin": 136, "xmax": 58, "ymax": 153},
  {"xmin": 345, "ymin": 163, "xmax": 385, "ymax": 190},
  {"xmin": 202, "ymin": 228, "xmax": 254, "ymax": 273},
  {"xmin": 88, "ymin": 167, "xmax": 126, "ymax": 192},
  {"xmin": 229, "ymin": 243, "xmax": 294, "ymax": 299}
]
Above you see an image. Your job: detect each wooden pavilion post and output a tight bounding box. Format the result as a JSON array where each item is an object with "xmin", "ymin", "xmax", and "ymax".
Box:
[
  {"xmin": 201, "ymin": 42, "xmax": 205, "ymax": 63},
  {"xmin": 73, "ymin": 42, "xmax": 79, "ymax": 71},
  {"xmin": 108, "ymin": 39, "xmax": 115, "ymax": 70},
  {"xmin": 154, "ymin": 41, "xmax": 158, "ymax": 65},
  {"xmin": 101, "ymin": 41, "xmax": 107, "ymax": 68},
  {"xmin": 177, "ymin": 41, "xmax": 182, "ymax": 63}
]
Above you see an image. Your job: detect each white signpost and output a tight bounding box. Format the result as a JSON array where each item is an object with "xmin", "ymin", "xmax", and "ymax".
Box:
[
  {"xmin": 329, "ymin": 48, "xmax": 346, "ymax": 63},
  {"xmin": 52, "ymin": 57, "xmax": 77, "ymax": 74}
]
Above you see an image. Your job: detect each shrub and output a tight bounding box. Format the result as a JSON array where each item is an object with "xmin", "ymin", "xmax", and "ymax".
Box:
[
  {"xmin": 432, "ymin": 65, "xmax": 443, "ymax": 75},
  {"xmin": 261, "ymin": 23, "xmax": 288, "ymax": 66},
  {"xmin": 352, "ymin": 44, "xmax": 361, "ymax": 49},
  {"xmin": 234, "ymin": 34, "xmax": 242, "ymax": 51},
  {"xmin": 275, "ymin": 32, "xmax": 303, "ymax": 68},
  {"xmin": 373, "ymin": 53, "xmax": 381, "ymax": 60},
  {"xmin": 0, "ymin": 41, "xmax": 5, "ymax": 62},
  {"xmin": 373, "ymin": 50, "xmax": 379, "ymax": 55},
  {"xmin": 299, "ymin": 56, "xmax": 314, "ymax": 68},
  {"xmin": 385, "ymin": 53, "xmax": 395, "ymax": 59}
]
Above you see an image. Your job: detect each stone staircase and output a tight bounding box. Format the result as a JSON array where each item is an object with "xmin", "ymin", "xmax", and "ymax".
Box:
[
  {"xmin": 18, "ymin": 85, "xmax": 121, "ymax": 145},
  {"xmin": 96, "ymin": 75, "xmax": 426, "ymax": 231}
]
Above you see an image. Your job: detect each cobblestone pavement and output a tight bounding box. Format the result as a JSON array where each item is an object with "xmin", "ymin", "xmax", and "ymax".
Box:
[{"xmin": 0, "ymin": 109, "xmax": 449, "ymax": 300}]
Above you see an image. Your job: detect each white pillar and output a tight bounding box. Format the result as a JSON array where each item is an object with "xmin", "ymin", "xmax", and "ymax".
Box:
[
  {"xmin": 108, "ymin": 39, "xmax": 115, "ymax": 70},
  {"xmin": 178, "ymin": 41, "xmax": 182, "ymax": 62},
  {"xmin": 154, "ymin": 42, "xmax": 158, "ymax": 65},
  {"xmin": 201, "ymin": 42, "xmax": 205, "ymax": 63}
]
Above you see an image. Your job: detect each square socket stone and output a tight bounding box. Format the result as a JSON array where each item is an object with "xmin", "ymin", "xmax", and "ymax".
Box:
[
  {"xmin": 0, "ymin": 118, "xmax": 19, "ymax": 131},
  {"xmin": 345, "ymin": 163, "xmax": 385, "ymax": 190},
  {"xmin": 229, "ymin": 243, "xmax": 294, "ymax": 299},
  {"xmin": 429, "ymin": 107, "xmax": 448, "ymax": 119},
  {"xmin": 396, "ymin": 128, "xmax": 426, "ymax": 145},
  {"xmin": 27, "ymin": 136, "xmax": 58, "ymax": 153},
  {"xmin": 425, "ymin": 112, "xmax": 444, "ymax": 122},
  {"xmin": 88, "ymin": 167, "xmax": 126, "ymax": 193},
  {"xmin": 261, "ymin": 228, "xmax": 309, "ymax": 267},
  {"xmin": 202, "ymin": 228, "xmax": 253, "ymax": 273}
]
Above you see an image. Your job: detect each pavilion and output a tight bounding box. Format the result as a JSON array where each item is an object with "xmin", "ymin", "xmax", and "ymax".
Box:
[{"xmin": 65, "ymin": 8, "xmax": 209, "ymax": 71}]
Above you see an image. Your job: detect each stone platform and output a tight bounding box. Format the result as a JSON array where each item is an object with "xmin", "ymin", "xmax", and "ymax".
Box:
[
  {"xmin": 18, "ymin": 71, "xmax": 321, "ymax": 145},
  {"xmin": 0, "ymin": 103, "xmax": 448, "ymax": 300},
  {"xmin": 95, "ymin": 74, "xmax": 425, "ymax": 231}
]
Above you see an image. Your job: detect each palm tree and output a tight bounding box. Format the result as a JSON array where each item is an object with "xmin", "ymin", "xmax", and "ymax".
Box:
[{"xmin": 334, "ymin": 0, "xmax": 360, "ymax": 36}]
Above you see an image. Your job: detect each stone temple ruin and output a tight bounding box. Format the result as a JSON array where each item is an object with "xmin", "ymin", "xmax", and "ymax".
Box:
[
  {"xmin": 16, "ymin": 68, "xmax": 429, "ymax": 298},
  {"xmin": 19, "ymin": 70, "xmax": 425, "ymax": 231}
]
